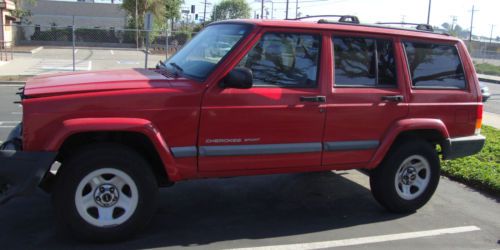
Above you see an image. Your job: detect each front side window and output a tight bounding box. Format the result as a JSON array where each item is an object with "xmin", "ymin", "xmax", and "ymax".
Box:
[
  {"xmin": 333, "ymin": 37, "xmax": 397, "ymax": 87},
  {"xmin": 237, "ymin": 33, "xmax": 320, "ymax": 88},
  {"xmin": 165, "ymin": 24, "xmax": 251, "ymax": 80},
  {"xmin": 403, "ymin": 42, "xmax": 466, "ymax": 89}
]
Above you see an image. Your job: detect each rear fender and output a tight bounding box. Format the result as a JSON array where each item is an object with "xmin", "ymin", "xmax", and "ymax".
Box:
[
  {"xmin": 368, "ymin": 118, "xmax": 450, "ymax": 169},
  {"xmin": 46, "ymin": 118, "xmax": 182, "ymax": 181}
]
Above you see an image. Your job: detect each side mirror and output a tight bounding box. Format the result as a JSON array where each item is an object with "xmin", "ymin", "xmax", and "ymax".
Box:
[{"xmin": 220, "ymin": 67, "xmax": 253, "ymax": 89}]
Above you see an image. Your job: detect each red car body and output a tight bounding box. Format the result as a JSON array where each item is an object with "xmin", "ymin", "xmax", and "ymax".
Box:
[
  {"xmin": 0, "ymin": 18, "xmax": 487, "ymax": 241},
  {"xmin": 17, "ymin": 20, "xmax": 482, "ymax": 183}
]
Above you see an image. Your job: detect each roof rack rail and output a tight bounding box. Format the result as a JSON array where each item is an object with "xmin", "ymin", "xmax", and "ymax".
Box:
[
  {"xmin": 376, "ymin": 22, "xmax": 434, "ymax": 32},
  {"xmin": 292, "ymin": 15, "xmax": 360, "ymax": 24}
]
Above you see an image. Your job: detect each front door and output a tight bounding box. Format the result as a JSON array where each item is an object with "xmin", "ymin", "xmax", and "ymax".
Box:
[{"xmin": 198, "ymin": 30, "xmax": 327, "ymax": 172}]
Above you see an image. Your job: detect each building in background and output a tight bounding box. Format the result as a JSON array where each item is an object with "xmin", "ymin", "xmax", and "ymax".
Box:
[
  {"xmin": 0, "ymin": 0, "xmax": 16, "ymax": 47},
  {"xmin": 21, "ymin": 0, "xmax": 127, "ymax": 39}
]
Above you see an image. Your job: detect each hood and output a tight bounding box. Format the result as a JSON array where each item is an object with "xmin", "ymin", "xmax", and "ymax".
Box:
[{"xmin": 24, "ymin": 68, "xmax": 174, "ymax": 97}]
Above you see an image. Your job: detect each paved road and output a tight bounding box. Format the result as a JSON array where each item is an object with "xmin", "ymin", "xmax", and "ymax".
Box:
[
  {"xmin": 482, "ymin": 81, "xmax": 500, "ymax": 115},
  {"xmin": 0, "ymin": 85, "xmax": 499, "ymax": 249}
]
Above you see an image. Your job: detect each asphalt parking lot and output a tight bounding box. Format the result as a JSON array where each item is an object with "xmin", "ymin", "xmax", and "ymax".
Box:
[
  {"xmin": 0, "ymin": 48, "xmax": 166, "ymax": 76},
  {"xmin": 0, "ymin": 84, "xmax": 499, "ymax": 249}
]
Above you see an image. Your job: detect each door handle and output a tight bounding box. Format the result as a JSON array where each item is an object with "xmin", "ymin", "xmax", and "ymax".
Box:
[
  {"xmin": 300, "ymin": 96, "xmax": 326, "ymax": 103},
  {"xmin": 381, "ymin": 95, "xmax": 404, "ymax": 102}
]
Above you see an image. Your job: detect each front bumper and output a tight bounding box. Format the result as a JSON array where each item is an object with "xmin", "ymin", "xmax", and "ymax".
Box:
[
  {"xmin": 0, "ymin": 150, "xmax": 56, "ymax": 205},
  {"xmin": 442, "ymin": 135, "xmax": 486, "ymax": 160}
]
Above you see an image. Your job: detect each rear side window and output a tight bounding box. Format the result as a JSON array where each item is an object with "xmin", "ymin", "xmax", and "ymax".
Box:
[
  {"xmin": 333, "ymin": 37, "xmax": 397, "ymax": 87},
  {"xmin": 403, "ymin": 42, "xmax": 466, "ymax": 89}
]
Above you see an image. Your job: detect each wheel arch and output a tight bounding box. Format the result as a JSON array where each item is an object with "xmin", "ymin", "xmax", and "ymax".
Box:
[
  {"xmin": 45, "ymin": 118, "xmax": 181, "ymax": 186},
  {"xmin": 368, "ymin": 118, "xmax": 450, "ymax": 169}
]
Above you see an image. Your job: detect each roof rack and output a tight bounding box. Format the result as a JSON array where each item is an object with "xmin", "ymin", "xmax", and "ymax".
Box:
[
  {"xmin": 292, "ymin": 15, "xmax": 360, "ymax": 24},
  {"xmin": 284, "ymin": 16, "xmax": 448, "ymax": 36},
  {"xmin": 376, "ymin": 22, "xmax": 434, "ymax": 32}
]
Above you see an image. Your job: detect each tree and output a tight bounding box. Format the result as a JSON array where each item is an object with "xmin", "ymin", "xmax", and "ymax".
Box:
[
  {"xmin": 211, "ymin": 0, "xmax": 250, "ymax": 22},
  {"xmin": 441, "ymin": 22, "xmax": 469, "ymax": 39},
  {"xmin": 122, "ymin": 0, "xmax": 166, "ymax": 30},
  {"xmin": 165, "ymin": 0, "xmax": 182, "ymax": 30}
]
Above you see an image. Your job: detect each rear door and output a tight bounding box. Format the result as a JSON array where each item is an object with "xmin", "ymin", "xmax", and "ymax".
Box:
[
  {"xmin": 322, "ymin": 33, "xmax": 409, "ymax": 167},
  {"xmin": 402, "ymin": 40, "xmax": 478, "ymax": 137},
  {"xmin": 198, "ymin": 29, "xmax": 328, "ymax": 172}
]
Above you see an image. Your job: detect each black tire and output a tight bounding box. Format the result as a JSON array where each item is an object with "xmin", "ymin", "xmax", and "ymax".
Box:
[
  {"xmin": 52, "ymin": 143, "xmax": 159, "ymax": 242},
  {"xmin": 370, "ymin": 138, "xmax": 440, "ymax": 213}
]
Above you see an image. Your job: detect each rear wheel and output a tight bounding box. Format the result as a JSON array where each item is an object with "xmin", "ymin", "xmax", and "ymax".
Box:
[
  {"xmin": 53, "ymin": 143, "xmax": 158, "ymax": 242},
  {"xmin": 370, "ymin": 139, "xmax": 440, "ymax": 213}
]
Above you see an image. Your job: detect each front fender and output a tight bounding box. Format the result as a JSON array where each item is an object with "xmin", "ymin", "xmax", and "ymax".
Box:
[
  {"xmin": 46, "ymin": 117, "xmax": 182, "ymax": 181},
  {"xmin": 367, "ymin": 118, "xmax": 450, "ymax": 169}
]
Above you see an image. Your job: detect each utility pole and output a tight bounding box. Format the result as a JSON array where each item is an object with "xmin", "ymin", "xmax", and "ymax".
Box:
[
  {"xmin": 469, "ymin": 5, "xmax": 479, "ymax": 43},
  {"xmin": 261, "ymin": 0, "xmax": 264, "ymax": 19},
  {"xmin": 135, "ymin": 0, "xmax": 138, "ymax": 50},
  {"xmin": 203, "ymin": 0, "xmax": 208, "ymax": 26},
  {"xmin": 450, "ymin": 15, "xmax": 457, "ymax": 31},
  {"xmin": 285, "ymin": 0, "xmax": 289, "ymax": 19},
  {"xmin": 489, "ymin": 25, "xmax": 495, "ymax": 44},
  {"xmin": 271, "ymin": 1, "xmax": 274, "ymax": 19},
  {"xmin": 295, "ymin": 0, "xmax": 298, "ymax": 18},
  {"xmin": 426, "ymin": 0, "xmax": 431, "ymax": 24}
]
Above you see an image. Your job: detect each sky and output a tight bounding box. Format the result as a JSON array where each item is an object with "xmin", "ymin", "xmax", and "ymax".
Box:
[
  {"xmin": 86, "ymin": 0, "xmax": 500, "ymax": 38},
  {"xmin": 181, "ymin": 0, "xmax": 500, "ymax": 38}
]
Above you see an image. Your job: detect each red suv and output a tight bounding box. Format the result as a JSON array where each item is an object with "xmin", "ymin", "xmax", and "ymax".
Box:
[{"xmin": 0, "ymin": 16, "xmax": 485, "ymax": 241}]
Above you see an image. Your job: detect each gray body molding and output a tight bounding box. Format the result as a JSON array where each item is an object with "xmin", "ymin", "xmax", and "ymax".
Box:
[{"xmin": 323, "ymin": 140, "xmax": 379, "ymax": 151}]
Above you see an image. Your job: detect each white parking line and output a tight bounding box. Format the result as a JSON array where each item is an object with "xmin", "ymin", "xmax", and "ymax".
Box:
[
  {"xmin": 0, "ymin": 121, "xmax": 19, "ymax": 128},
  {"xmin": 74, "ymin": 49, "xmax": 79, "ymax": 54},
  {"xmin": 87, "ymin": 60, "xmax": 92, "ymax": 71},
  {"xmin": 229, "ymin": 226, "xmax": 480, "ymax": 250},
  {"xmin": 110, "ymin": 50, "xmax": 114, "ymax": 55}
]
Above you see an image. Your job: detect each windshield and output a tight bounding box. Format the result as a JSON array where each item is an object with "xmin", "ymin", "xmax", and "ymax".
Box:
[{"xmin": 164, "ymin": 24, "xmax": 252, "ymax": 80}]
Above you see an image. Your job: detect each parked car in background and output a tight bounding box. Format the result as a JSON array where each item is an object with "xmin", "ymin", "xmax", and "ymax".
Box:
[
  {"xmin": 0, "ymin": 16, "xmax": 485, "ymax": 242},
  {"xmin": 480, "ymin": 82, "xmax": 491, "ymax": 102}
]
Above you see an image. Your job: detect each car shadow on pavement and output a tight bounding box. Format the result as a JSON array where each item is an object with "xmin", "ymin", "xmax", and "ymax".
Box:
[{"xmin": 0, "ymin": 171, "xmax": 409, "ymax": 249}]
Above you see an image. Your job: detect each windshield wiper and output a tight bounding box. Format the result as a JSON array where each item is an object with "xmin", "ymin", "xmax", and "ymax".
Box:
[
  {"xmin": 169, "ymin": 62, "xmax": 184, "ymax": 76},
  {"xmin": 156, "ymin": 60, "xmax": 167, "ymax": 69}
]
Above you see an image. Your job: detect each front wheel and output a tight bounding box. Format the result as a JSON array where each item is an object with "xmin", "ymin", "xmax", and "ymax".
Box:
[
  {"xmin": 53, "ymin": 143, "xmax": 159, "ymax": 242},
  {"xmin": 370, "ymin": 139, "xmax": 440, "ymax": 213}
]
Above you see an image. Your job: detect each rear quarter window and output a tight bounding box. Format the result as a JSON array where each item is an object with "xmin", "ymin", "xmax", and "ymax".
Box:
[{"xmin": 403, "ymin": 42, "xmax": 466, "ymax": 89}]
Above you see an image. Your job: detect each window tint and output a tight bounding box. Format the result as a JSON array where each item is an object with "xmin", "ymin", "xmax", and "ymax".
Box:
[
  {"xmin": 333, "ymin": 37, "xmax": 396, "ymax": 87},
  {"xmin": 404, "ymin": 42, "xmax": 466, "ymax": 89},
  {"xmin": 237, "ymin": 33, "xmax": 320, "ymax": 88}
]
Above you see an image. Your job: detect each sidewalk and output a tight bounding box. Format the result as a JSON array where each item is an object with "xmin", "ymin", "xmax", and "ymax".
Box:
[
  {"xmin": 477, "ymin": 74, "xmax": 500, "ymax": 84},
  {"xmin": 483, "ymin": 112, "xmax": 500, "ymax": 129}
]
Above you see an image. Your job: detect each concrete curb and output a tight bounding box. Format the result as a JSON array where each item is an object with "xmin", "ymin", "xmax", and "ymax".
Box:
[
  {"xmin": 0, "ymin": 81, "xmax": 25, "ymax": 85},
  {"xmin": 11, "ymin": 46, "xmax": 44, "ymax": 54},
  {"xmin": 478, "ymin": 77, "xmax": 500, "ymax": 84}
]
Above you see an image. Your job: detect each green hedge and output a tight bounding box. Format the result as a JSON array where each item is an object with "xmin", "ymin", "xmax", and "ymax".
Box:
[
  {"xmin": 441, "ymin": 125, "xmax": 500, "ymax": 194},
  {"xmin": 474, "ymin": 63, "xmax": 500, "ymax": 77}
]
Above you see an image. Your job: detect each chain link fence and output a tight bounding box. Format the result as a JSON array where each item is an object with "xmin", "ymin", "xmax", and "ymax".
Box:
[
  {"xmin": 466, "ymin": 41, "xmax": 500, "ymax": 66},
  {"xmin": 3, "ymin": 24, "xmax": 499, "ymax": 75},
  {"xmin": 0, "ymin": 24, "xmax": 197, "ymax": 75}
]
